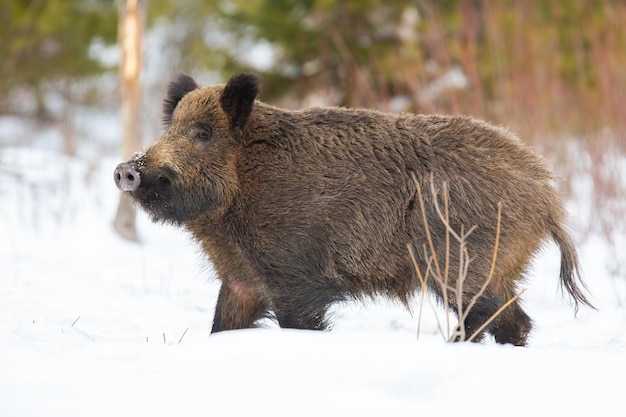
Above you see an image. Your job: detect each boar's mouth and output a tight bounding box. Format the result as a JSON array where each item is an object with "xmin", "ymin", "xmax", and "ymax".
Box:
[{"xmin": 133, "ymin": 168, "xmax": 185, "ymax": 223}]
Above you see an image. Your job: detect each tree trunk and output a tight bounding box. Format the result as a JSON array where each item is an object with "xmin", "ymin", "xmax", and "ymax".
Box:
[{"xmin": 113, "ymin": 0, "xmax": 144, "ymax": 241}]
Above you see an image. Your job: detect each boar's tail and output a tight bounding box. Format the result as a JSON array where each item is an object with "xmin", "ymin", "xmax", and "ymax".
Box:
[{"xmin": 550, "ymin": 221, "xmax": 596, "ymax": 313}]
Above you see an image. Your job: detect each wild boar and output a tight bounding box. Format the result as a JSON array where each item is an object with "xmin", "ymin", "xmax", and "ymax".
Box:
[{"xmin": 114, "ymin": 73, "xmax": 593, "ymax": 346}]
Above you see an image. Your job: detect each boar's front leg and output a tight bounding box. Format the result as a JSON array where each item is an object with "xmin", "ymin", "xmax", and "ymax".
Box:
[
  {"xmin": 273, "ymin": 305, "xmax": 329, "ymax": 331},
  {"xmin": 211, "ymin": 282, "xmax": 267, "ymax": 333},
  {"xmin": 271, "ymin": 281, "xmax": 346, "ymax": 331}
]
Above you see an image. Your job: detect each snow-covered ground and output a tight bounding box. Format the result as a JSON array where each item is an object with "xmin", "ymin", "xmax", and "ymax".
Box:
[{"xmin": 1, "ymin": 146, "xmax": 624, "ymax": 416}]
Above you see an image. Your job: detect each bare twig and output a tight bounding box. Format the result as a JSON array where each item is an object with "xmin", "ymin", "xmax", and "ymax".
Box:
[{"xmin": 426, "ymin": 173, "xmax": 477, "ymax": 340}]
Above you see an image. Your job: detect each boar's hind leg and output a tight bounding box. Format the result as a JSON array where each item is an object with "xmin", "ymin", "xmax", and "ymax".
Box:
[
  {"xmin": 488, "ymin": 300, "xmax": 532, "ymax": 346},
  {"xmin": 211, "ymin": 282, "xmax": 267, "ymax": 333},
  {"xmin": 457, "ymin": 292, "xmax": 532, "ymax": 346}
]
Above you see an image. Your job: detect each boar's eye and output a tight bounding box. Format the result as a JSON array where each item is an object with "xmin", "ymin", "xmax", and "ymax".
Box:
[{"xmin": 191, "ymin": 124, "xmax": 212, "ymax": 142}]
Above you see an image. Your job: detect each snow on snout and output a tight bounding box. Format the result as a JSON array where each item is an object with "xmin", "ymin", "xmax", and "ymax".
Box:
[{"xmin": 130, "ymin": 150, "xmax": 146, "ymax": 170}]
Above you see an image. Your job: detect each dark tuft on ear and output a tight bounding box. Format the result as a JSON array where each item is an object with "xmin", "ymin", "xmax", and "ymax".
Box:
[
  {"xmin": 220, "ymin": 73, "xmax": 261, "ymax": 137},
  {"xmin": 162, "ymin": 74, "xmax": 199, "ymax": 127}
]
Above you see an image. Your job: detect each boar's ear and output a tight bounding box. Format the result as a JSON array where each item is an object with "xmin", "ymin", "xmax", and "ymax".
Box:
[
  {"xmin": 220, "ymin": 73, "xmax": 260, "ymax": 138},
  {"xmin": 162, "ymin": 74, "xmax": 199, "ymax": 128}
]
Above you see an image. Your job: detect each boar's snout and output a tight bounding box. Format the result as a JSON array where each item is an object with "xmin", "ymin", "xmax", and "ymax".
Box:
[{"xmin": 114, "ymin": 162, "xmax": 140, "ymax": 192}]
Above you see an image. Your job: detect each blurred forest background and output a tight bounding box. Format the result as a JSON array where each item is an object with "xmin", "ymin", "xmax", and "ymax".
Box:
[{"xmin": 1, "ymin": 0, "xmax": 624, "ymax": 240}]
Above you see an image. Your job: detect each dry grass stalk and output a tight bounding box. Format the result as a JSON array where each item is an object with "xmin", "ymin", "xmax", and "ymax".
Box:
[
  {"xmin": 178, "ymin": 328, "xmax": 189, "ymax": 344},
  {"xmin": 408, "ymin": 243, "xmax": 446, "ymax": 341}
]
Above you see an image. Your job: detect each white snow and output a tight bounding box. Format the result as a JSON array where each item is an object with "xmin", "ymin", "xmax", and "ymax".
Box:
[{"xmin": 1, "ymin": 146, "xmax": 624, "ymax": 417}]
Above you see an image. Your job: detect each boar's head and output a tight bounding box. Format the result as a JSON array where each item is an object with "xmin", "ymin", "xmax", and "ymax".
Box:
[{"xmin": 114, "ymin": 73, "xmax": 260, "ymax": 224}]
